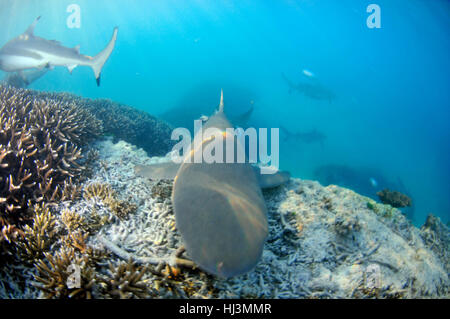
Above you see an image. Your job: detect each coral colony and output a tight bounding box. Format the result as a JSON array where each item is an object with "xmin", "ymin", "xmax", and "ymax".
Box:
[{"xmin": 0, "ymin": 84, "xmax": 449, "ymax": 298}]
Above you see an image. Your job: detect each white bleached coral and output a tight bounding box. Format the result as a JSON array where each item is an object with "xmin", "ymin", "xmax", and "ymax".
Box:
[{"xmin": 80, "ymin": 137, "xmax": 448, "ymax": 298}]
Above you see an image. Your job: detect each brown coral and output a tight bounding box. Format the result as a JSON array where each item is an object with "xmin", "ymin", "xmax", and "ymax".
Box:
[
  {"xmin": 98, "ymin": 260, "xmax": 149, "ymax": 299},
  {"xmin": 31, "ymin": 90, "xmax": 174, "ymax": 156},
  {"xmin": 83, "ymin": 183, "xmax": 115, "ymax": 202},
  {"xmin": 0, "ymin": 85, "xmax": 102, "ymax": 246},
  {"xmin": 151, "ymin": 180, "xmax": 173, "ymax": 203},
  {"xmin": 16, "ymin": 203, "xmax": 56, "ymax": 263},
  {"xmin": 83, "ymin": 183, "xmax": 136, "ymax": 219},
  {"xmin": 377, "ymin": 189, "xmax": 412, "ymax": 208},
  {"xmin": 60, "ymin": 209, "xmax": 89, "ymax": 234},
  {"xmin": 33, "ymin": 246, "xmax": 96, "ymax": 299}
]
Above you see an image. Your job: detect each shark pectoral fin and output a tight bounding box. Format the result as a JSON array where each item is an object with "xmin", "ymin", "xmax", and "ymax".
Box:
[
  {"xmin": 253, "ymin": 166, "xmax": 291, "ymax": 189},
  {"xmin": 134, "ymin": 162, "xmax": 181, "ymax": 180},
  {"xmin": 67, "ymin": 64, "xmax": 77, "ymax": 74}
]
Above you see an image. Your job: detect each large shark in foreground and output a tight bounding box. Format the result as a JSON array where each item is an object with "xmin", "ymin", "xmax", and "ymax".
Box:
[
  {"xmin": 0, "ymin": 16, "xmax": 118, "ymax": 86},
  {"xmin": 135, "ymin": 91, "xmax": 290, "ymax": 277}
]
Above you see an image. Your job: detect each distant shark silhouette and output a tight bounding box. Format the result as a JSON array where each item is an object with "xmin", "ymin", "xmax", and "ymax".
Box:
[
  {"xmin": 135, "ymin": 90, "xmax": 290, "ymax": 277},
  {"xmin": 1, "ymin": 68, "xmax": 48, "ymax": 88},
  {"xmin": 280, "ymin": 125, "xmax": 326, "ymax": 147},
  {"xmin": 281, "ymin": 72, "xmax": 335, "ymax": 103},
  {"xmin": 159, "ymin": 83, "xmax": 256, "ymax": 131},
  {"xmin": 0, "ymin": 16, "xmax": 118, "ymax": 86}
]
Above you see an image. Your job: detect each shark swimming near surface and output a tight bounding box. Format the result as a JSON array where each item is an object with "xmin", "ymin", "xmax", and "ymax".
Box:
[
  {"xmin": 134, "ymin": 90, "xmax": 291, "ymax": 277},
  {"xmin": 280, "ymin": 125, "xmax": 326, "ymax": 147},
  {"xmin": 0, "ymin": 16, "xmax": 118, "ymax": 86},
  {"xmin": 281, "ymin": 72, "xmax": 335, "ymax": 103}
]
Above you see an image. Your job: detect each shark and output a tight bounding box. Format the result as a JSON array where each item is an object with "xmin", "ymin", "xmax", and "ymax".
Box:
[
  {"xmin": 280, "ymin": 125, "xmax": 326, "ymax": 147},
  {"xmin": 281, "ymin": 72, "xmax": 335, "ymax": 103},
  {"xmin": 0, "ymin": 16, "xmax": 118, "ymax": 86},
  {"xmin": 134, "ymin": 90, "xmax": 290, "ymax": 277},
  {"xmin": 1, "ymin": 68, "xmax": 49, "ymax": 88}
]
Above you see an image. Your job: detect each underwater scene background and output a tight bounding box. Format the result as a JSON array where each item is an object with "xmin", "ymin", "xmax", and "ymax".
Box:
[{"xmin": 0, "ymin": 0, "xmax": 448, "ymax": 227}]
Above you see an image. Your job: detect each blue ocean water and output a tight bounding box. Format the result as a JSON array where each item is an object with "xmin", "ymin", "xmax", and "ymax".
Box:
[{"xmin": 0, "ymin": 0, "xmax": 448, "ymax": 226}]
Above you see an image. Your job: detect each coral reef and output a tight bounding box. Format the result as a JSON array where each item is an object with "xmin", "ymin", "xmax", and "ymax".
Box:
[
  {"xmin": 83, "ymin": 182, "xmax": 136, "ymax": 220},
  {"xmin": 31, "ymin": 90, "xmax": 175, "ymax": 157},
  {"xmin": 377, "ymin": 189, "xmax": 412, "ymax": 208},
  {"xmin": 33, "ymin": 246, "xmax": 96, "ymax": 299},
  {"xmin": 74, "ymin": 138, "xmax": 448, "ymax": 299},
  {"xmin": 333, "ymin": 210, "xmax": 361, "ymax": 237},
  {"xmin": 97, "ymin": 260, "xmax": 149, "ymax": 299},
  {"xmin": 1, "ymin": 125, "xmax": 448, "ymax": 299},
  {"xmin": 60, "ymin": 208, "xmax": 89, "ymax": 234},
  {"xmin": 16, "ymin": 203, "xmax": 57, "ymax": 263},
  {"xmin": 0, "ymin": 85, "xmax": 101, "ymax": 247},
  {"xmin": 86, "ymin": 98, "xmax": 175, "ymax": 157},
  {"xmin": 420, "ymin": 214, "xmax": 450, "ymax": 273}
]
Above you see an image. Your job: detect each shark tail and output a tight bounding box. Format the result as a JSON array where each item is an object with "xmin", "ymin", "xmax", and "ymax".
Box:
[{"xmin": 91, "ymin": 27, "xmax": 118, "ymax": 86}]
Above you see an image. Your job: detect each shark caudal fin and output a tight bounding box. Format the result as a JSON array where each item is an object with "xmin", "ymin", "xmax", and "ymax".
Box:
[{"xmin": 91, "ymin": 27, "xmax": 118, "ymax": 86}]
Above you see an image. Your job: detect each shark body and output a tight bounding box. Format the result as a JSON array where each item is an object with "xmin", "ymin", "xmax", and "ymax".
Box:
[
  {"xmin": 282, "ymin": 72, "xmax": 335, "ymax": 103},
  {"xmin": 1, "ymin": 68, "xmax": 48, "ymax": 88},
  {"xmin": 280, "ymin": 126, "xmax": 326, "ymax": 146},
  {"xmin": 135, "ymin": 90, "xmax": 290, "ymax": 277},
  {"xmin": 0, "ymin": 16, "xmax": 118, "ymax": 86}
]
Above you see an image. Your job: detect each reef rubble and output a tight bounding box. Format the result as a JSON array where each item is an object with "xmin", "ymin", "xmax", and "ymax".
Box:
[{"xmin": 1, "ymin": 136, "xmax": 446, "ymax": 299}]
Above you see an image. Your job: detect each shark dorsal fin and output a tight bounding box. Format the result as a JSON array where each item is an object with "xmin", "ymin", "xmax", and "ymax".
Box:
[
  {"xmin": 24, "ymin": 16, "xmax": 41, "ymax": 36},
  {"xmin": 218, "ymin": 88, "xmax": 224, "ymax": 113},
  {"xmin": 73, "ymin": 45, "xmax": 80, "ymax": 53}
]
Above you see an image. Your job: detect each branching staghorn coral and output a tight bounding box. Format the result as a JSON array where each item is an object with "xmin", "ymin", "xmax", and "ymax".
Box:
[
  {"xmin": 16, "ymin": 203, "xmax": 56, "ymax": 263},
  {"xmin": 63, "ymin": 230, "xmax": 89, "ymax": 254},
  {"xmin": 33, "ymin": 246, "xmax": 96, "ymax": 299},
  {"xmin": 31, "ymin": 90, "xmax": 175, "ymax": 156},
  {"xmin": 97, "ymin": 260, "xmax": 149, "ymax": 299},
  {"xmin": 61, "ymin": 207, "xmax": 111, "ymax": 236},
  {"xmin": 0, "ymin": 85, "xmax": 102, "ymax": 246},
  {"xmin": 60, "ymin": 208, "xmax": 89, "ymax": 234},
  {"xmin": 84, "ymin": 183, "xmax": 136, "ymax": 219}
]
